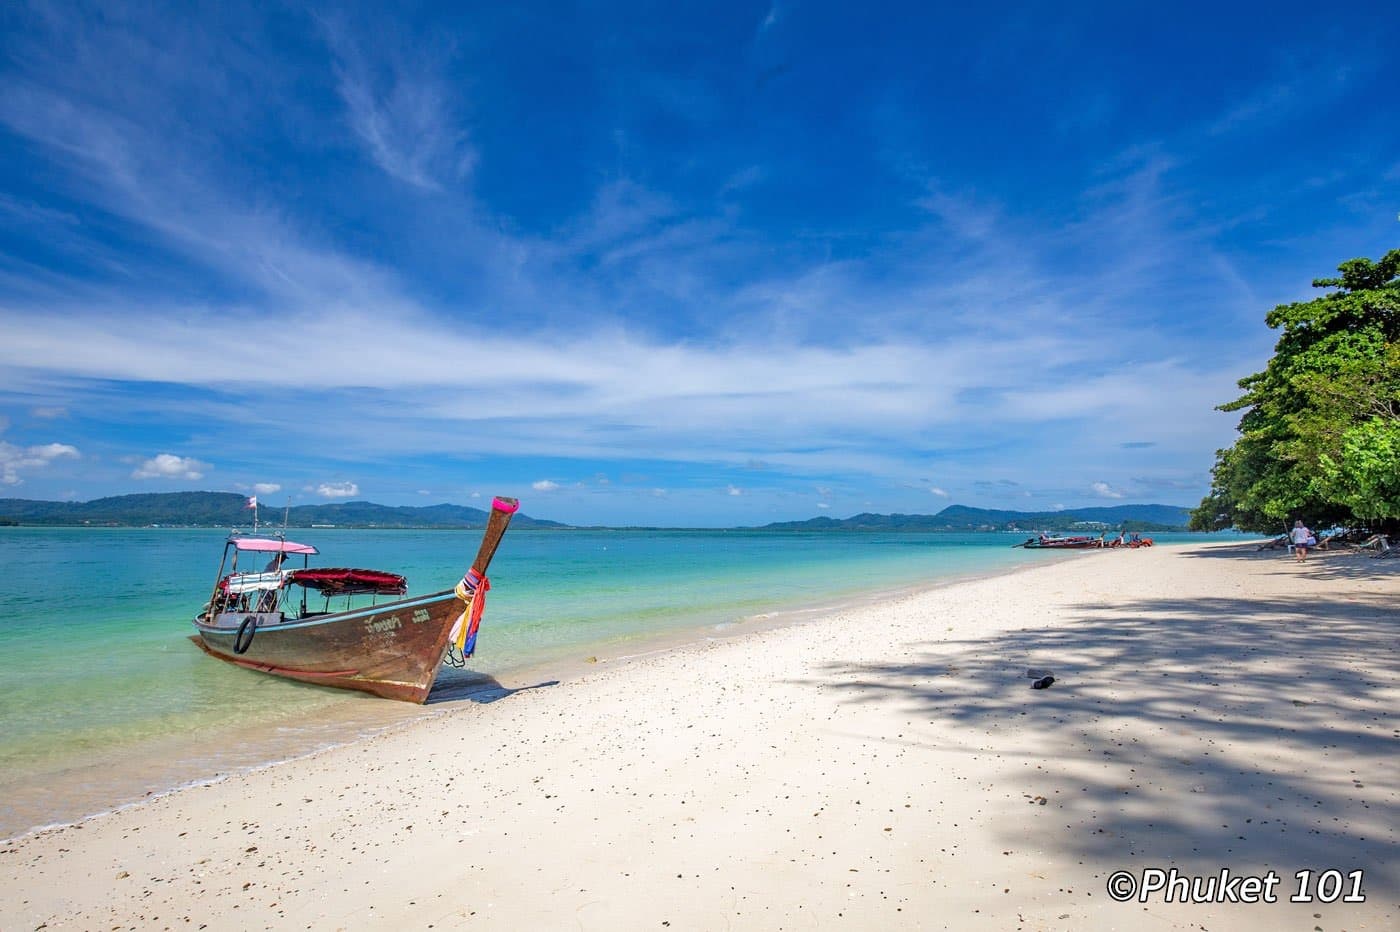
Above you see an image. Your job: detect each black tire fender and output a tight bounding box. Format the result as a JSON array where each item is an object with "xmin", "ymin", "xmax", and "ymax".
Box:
[{"xmin": 233, "ymin": 616, "xmax": 257, "ymax": 655}]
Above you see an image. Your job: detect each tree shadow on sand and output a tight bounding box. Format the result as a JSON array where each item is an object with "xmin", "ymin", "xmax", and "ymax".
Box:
[
  {"xmin": 803, "ymin": 574, "xmax": 1398, "ymax": 897},
  {"xmin": 1180, "ymin": 540, "xmax": 1400, "ymax": 584}
]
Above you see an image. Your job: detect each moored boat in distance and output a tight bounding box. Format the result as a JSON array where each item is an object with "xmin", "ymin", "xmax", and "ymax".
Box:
[
  {"xmin": 1016, "ymin": 533, "xmax": 1104, "ymax": 549},
  {"xmin": 190, "ymin": 497, "xmax": 519, "ymax": 702},
  {"xmin": 1016, "ymin": 530, "xmax": 1154, "ymax": 550}
]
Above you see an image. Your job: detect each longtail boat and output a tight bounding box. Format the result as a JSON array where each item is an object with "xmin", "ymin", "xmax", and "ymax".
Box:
[
  {"xmin": 190, "ymin": 496, "xmax": 519, "ymax": 702},
  {"xmin": 1016, "ymin": 533, "xmax": 1105, "ymax": 550}
]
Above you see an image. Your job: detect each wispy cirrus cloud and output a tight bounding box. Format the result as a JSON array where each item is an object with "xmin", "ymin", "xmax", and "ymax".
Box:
[
  {"xmin": 1207, "ymin": 59, "xmax": 1359, "ymax": 138},
  {"xmin": 0, "ymin": 302, "xmax": 1236, "ymax": 466},
  {"xmin": 0, "ymin": 130, "xmax": 1249, "ymax": 507},
  {"xmin": 320, "ymin": 16, "xmax": 473, "ymax": 191}
]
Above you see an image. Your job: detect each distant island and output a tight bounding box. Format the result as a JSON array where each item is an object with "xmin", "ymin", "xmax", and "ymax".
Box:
[
  {"xmin": 759, "ymin": 503, "xmax": 1192, "ymax": 533},
  {"xmin": 0, "ymin": 492, "xmax": 566, "ymax": 529},
  {"xmin": 0, "ymin": 493, "xmax": 1192, "ymax": 532}
]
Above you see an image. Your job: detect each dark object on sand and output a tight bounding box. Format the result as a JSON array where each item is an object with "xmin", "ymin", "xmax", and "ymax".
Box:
[{"xmin": 1031, "ymin": 675, "xmax": 1055, "ymax": 690}]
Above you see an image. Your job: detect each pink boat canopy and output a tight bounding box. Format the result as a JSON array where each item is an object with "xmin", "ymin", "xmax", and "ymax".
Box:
[{"xmin": 230, "ymin": 537, "xmax": 319, "ymax": 555}]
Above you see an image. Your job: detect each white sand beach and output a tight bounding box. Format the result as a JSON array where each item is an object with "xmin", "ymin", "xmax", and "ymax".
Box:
[{"xmin": 2, "ymin": 541, "xmax": 1396, "ymax": 930}]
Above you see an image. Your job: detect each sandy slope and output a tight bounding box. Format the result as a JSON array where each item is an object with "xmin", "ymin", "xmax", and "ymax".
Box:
[{"xmin": 2, "ymin": 542, "xmax": 1396, "ymax": 930}]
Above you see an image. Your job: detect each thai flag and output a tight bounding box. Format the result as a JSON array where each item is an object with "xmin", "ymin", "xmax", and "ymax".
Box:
[{"xmin": 246, "ymin": 496, "xmax": 258, "ymax": 509}]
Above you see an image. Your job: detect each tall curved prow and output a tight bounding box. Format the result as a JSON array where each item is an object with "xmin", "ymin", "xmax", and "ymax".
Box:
[
  {"xmin": 472, "ymin": 497, "xmax": 519, "ymax": 578},
  {"xmin": 447, "ymin": 497, "xmax": 520, "ymax": 665}
]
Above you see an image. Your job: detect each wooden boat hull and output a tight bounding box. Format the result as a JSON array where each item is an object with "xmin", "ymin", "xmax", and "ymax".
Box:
[{"xmin": 191, "ymin": 589, "xmax": 464, "ymax": 703}]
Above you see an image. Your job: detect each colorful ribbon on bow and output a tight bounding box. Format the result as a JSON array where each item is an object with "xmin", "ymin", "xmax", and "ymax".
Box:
[{"xmin": 450, "ymin": 567, "xmax": 491, "ymax": 658}]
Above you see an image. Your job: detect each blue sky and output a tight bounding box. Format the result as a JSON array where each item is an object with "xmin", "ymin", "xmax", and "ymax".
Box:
[{"xmin": 0, "ymin": 1, "xmax": 1396, "ymax": 526}]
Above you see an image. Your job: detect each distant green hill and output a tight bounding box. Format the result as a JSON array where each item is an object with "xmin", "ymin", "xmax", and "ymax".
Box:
[
  {"xmin": 0, "ymin": 494, "xmax": 1193, "ymax": 531},
  {"xmin": 761, "ymin": 503, "xmax": 1192, "ymax": 532},
  {"xmin": 0, "ymin": 492, "xmax": 566, "ymax": 529}
]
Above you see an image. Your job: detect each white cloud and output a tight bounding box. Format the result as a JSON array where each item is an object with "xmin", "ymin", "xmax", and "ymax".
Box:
[
  {"xmin": 1090, "ymin": 481, "xmax": 1124, "ymax": 499},
  {"xmin": 31, "ymin": 406, "xmax": 68, "ymax": 419},
  {"xmin": 727, "ymin": 485, "xmax": 742, "ymax": 496},
  {"xmin": 317, "ymin": 481, "xmax": 359, "ymax": 498},
  {"xmin": 253, "ymin": 482, "xmax": 281, "ymax": 495},
  {"xmin": 132, "ymin": 453, "xmax": 206, "ymax": 480},
  {"xmin": 532, "ymin": 480, "xmax": 560, "ymax": 491},
  {"xmin": 817, "ymin": 502, "xmax": 830, "ymax": 510},
  {"xmin": 1, "ymin": 440, "xmax": 80, "ymax": 485},
  {"xmin": 929, "ymin": 486, "xmax": 949, "ymax": 497},
  {"xmin": 1050, "ymin": 503, "xmax": 1066, "ymax": 511}
]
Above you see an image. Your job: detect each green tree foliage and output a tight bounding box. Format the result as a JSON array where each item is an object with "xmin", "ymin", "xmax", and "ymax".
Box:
[
  {"xmin": 1317, "ymin": 416, "xmax": 1400, "ymax": 520},
  {"xmin": 1191, "ymin": 249, "xmax": 1400, "ymax": 533}
]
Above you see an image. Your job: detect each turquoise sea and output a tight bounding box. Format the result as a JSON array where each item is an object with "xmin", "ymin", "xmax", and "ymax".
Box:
[{"xmin": 0, "ymin": 525, "xmax": 1219, "ymax": 838}]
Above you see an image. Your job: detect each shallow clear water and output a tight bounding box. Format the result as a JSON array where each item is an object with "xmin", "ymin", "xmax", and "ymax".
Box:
[{"xmin": 0, "ymin": 525, "xmax": 1218, "ymax": 836}]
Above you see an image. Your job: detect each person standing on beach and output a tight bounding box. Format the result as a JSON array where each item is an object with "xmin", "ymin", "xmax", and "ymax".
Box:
[{"xmin": 1290, "ymin": 520, "xmax": 1313, "ymax": 562}]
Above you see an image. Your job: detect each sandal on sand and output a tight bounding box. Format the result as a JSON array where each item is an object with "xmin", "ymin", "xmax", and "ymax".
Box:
[{"xmin": 1031, "ymin": 675, "xmax": 1055, "ymax": 689}]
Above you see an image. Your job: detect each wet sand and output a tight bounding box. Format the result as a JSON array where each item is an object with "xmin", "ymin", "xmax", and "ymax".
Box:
[{"xmin": 2, "ymin": 541, "xmax": 1395, "ymax": 929}]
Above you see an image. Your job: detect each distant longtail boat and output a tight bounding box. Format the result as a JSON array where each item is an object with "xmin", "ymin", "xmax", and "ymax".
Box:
[
  {"xmin": 190, "ymin": 497, "xmax": 519, "ymax": 702},
  {"xmin": 1015, "ymin": 530, "xmax": 1153, "ymax": 549},
  {"xmin": 1015, "ymin": 533, "xmax": 1104, "ymax": 549}
]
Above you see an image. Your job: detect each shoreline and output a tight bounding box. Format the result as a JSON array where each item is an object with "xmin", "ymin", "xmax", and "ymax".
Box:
[
  {"xmin": 5, "ymin": 541, "xmax": 1392, "ymax": 929},
  {"xmin": 1, "ymin": 544, "xmax": 1085, "ymax": 843},
  {"xmin": 476, "ymin": 544, "xmax": 1090, "ymax": 697}
]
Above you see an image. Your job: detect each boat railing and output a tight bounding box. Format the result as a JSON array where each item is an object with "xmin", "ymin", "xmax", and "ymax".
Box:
[{"xmin": 223, "ymin": 570, "xmax": 291, "ymax": 593}]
